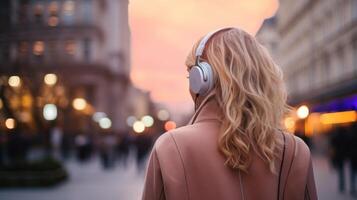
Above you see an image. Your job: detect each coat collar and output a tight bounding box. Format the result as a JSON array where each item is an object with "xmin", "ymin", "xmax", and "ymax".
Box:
[{"xmin": 188, "ymin": 95, "xmax": 223, "ymax": 125}]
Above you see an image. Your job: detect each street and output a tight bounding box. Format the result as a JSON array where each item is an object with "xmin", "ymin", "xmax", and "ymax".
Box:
[
  {"xmin": 0, "ymin": 153, "xmax": 146, "ymax": 200},
  {"xmin": 0, "ymin": 154, "xmax": 355, "ymax": 200}
]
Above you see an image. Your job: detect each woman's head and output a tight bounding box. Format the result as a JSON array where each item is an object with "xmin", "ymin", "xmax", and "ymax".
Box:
[{"xmin": 185, "ymin": 28, "xmax": 289, "ymax": 172}]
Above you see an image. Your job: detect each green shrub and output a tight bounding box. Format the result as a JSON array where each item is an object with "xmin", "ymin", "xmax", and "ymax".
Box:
[{"xmin": 0, "ymin": 157, "xmax": 68, "ymax": 187}]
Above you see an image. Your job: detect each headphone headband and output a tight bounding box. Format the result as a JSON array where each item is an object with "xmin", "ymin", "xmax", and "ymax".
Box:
[
  {"xmin": 195, "ymin": 27, "xmax": 234, "ymax": 59},
  {"xmin": 189, "ymin": 27, "xmax": 234, "ymax": 96}
]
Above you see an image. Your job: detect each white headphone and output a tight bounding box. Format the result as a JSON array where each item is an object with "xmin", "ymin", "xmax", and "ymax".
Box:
[{"xmin": 189, "ymin": 27, "xmax": 233, "ymax": 96}]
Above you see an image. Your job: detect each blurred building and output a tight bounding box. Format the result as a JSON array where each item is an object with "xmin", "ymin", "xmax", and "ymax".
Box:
[
  {"xmin": 256, "ymin": 16, "xmax": 278, "ymax": 61},
  {"xmin": 0, "ymin": 0, "xmax": 132, "ymax": 132},
  {"xmin": 257, "ymin": 0, "xmax": 357, "ymax": 134}
]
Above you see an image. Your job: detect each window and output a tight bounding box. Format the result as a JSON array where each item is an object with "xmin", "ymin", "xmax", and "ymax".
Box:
[
  {"xmin": 47, "ymin": 40, "xmax": 57, "ymax": 60},
  {"xmin": 83, "ymin": 38, "xmax": 91, "ymax": 61},
  {"xmin": 63, "ymin": 1, "xmax": 75, "ymax": 15},
  {"xmin": 33, "ymin": 41, "xmax": 45, "ymax": 56},
  {"xmin": 65, "ymin": 40, "xmax": 76, "ymax": 55},
  {"xmin": 323, "ymin": 53, "xmax": 331, "ymax": 83},
  {"xmin": 62, "ymin": 0, "xmax": 75, "ymax": 24},
  {"xmin": 33, "ymin": 4, "xmax": 44, "ymax": 24},
  {"xmin": 353, "ymin": 0, "xmax": 357, "ymax": 20},
  {"xmin": 82, "ymin": 0, "xmax": 92, "ymax": 23},
  {"xmin": 0, "ymin": 44, "xmax": 10, "ymax": 62},
  {"xmin": 18, "ymin": 41, "xmax": 29, "ymax": 59},
  {"xmin": 353, "ymin": 38, "xmax": 357, "ymax": 73},
  {"xmin": 48, "ymin": 16, "xmax": 59, "ymax": 26},
  {"xmin": 48, "ymin": 1, "xmax": 59, "ymax": 27},
  {"xmin": 337, "ymin": 46, "xmax": 345, "ymax": 78},
  {"xmin": 17, "ymin": 1, "xmax": 29, "ymax": 24}
]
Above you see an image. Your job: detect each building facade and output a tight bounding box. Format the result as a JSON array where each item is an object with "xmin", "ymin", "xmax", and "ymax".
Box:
[
  {"xmin": 0, "ymin": 0, "xmax": 132, "ymax": 132},
  {"xmin": 257, "ymin": 0, "xmax": 357, "ymax": 134},
  {"xmin": 276, "ymin": 0, "xmax": 357, "ymax": 105}
]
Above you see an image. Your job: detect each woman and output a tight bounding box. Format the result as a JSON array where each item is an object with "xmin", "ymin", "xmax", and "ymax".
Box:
[{"xmin": 142, "ymin": 27, "xmax": 317, "ymax": 200}]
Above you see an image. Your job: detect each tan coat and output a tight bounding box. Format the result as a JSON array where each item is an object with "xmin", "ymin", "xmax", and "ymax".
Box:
[{"xmin": 142, "ymin": 98, "xmax": 317, "ymax": 200}]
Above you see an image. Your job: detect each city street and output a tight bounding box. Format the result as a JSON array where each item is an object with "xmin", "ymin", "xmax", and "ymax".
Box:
[
  {"xmin": 0, "ymin": 154, "xmax": 355, "ymax": 200},
  {"xmin": 0, "ymin": 153, "xmax": 146, "ymax": 200}
]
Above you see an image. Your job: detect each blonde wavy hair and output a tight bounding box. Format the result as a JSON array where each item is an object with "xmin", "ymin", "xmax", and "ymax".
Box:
[{"xmin": 185, "ymin": 28, "xmax": 290, "ymax": 173}]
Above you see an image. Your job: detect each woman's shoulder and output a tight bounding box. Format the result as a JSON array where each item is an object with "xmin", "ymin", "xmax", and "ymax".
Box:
[
  {"xmin": 153, "ymin": 125, "xmax": 193, "ymax": 154},
  {"xmin": 282, "ymin": 133, "xmax": 312, "ymax": 169}
]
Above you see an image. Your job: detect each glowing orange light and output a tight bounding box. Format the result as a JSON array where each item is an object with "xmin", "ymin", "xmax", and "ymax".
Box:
[
  {"xmin": 5, "ymin": 118, "xmax": 15, "ymax": 129},
  {"xmin": 284, "ymin": 117, "xmax": 295, "ymax": 132},
  {"xmin": 72, "ymin": 98, "xmax": 87, "ymax": 110},
  {"xmin": 305, "ymin": 113, "xmax": 321, "ymax": 137},
  {"xmin": 164, "ymin": 121, "xmax": 176, "ymax": 131},
  {"xmin": 320, "ymin": 111, "xmax": 357, "ymax": 125}
]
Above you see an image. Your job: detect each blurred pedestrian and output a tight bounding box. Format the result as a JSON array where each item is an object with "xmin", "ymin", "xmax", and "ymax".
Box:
[
  {"xmin": 50, "ymin": 126, "xmax": 63, "ymax": 161},
  {"xmin": 75, "ymin": 133, "xmax": 91, "ymax": 162},
  {"xmin": 329, "ymin": 126, "xmax": 349, "ymax": 193},
  {"xmin": 99, "ymin": 132, "xmax": 116, "ymax": 169},
  {"xmin": 135, "ymin": 134, "xmax": 152, "ymax": 171},
  {"xmin": 116, "ymin": 132, "xmax": 130, "ymax": 167},
  {"xmin": 347, "ymin": 123, "xmax": 357, "ymax": 196},
  {"xmin": 142, "ymin": 28, "xmax": 317, "ymax": 200}
]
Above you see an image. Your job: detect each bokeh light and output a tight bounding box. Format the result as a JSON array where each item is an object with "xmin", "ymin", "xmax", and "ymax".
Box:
[
  {"xmin": 43, "ymin": 104, "xmax": 58, "ymax": 121},
  {"xmin": 320, "ymin": 111, "xmax": 357, "ymax": 125},
  {"xmin": 8, "ymin": 76, "xmax": 21, "ymax": 88},
  {"xmin": 157, "ymin": 109, "xmax": 170, "ymax": 121},
  {"xmin": 297, "ymin": 105, "xmax": 309, "ymax": 119},
  {"xmin": 126, "ymin": 116, "xmax": 137, "ymax": 127},
  {"xmin": 92, "ymin": 112, "xmax": 107, "ymax": 122},
  {"xmin": 133, "ymin": 121, "xmax": 145, "ymax": 133},
  {"xmin": 44, "ymin": 73, "xmax": 58, "ymax": 86},
  {"xmin": 5, "ymin": 118, "xmax": 15, "ymax": 130},
  {"xmin": 99, "ymin": 117, "xmax": 112, "ymax": 129},
  {"xmin": 141, "ymin": 115, "xmax": 154, "ymax": 127},
  {"xmin": 72, "ymin": 98, "xmax": 87, "ymax": 111},
  {"xmin": 284, "ymin": 117, "xmax": 295, "ymax": 131},
  {"xmin": 164, "ymin": 121, "xmax": 176, "ymax": 131}
]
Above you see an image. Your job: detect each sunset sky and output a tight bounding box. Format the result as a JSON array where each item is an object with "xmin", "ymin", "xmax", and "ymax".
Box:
[{"xmin": 129, "ymin": 0, "xmax": 278, "ymax": 116}]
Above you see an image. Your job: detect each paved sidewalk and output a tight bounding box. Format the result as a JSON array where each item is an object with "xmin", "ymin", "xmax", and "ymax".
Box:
[
  {"xmin": 0, "ymin": 154, "xmax": 355, "ymax": 200},
  {"xmin": 313, "ymin": 155, "xmax": 355, "ymax": 200},
  {"xmin": 0, "ymin": 155, "xmax": 145, "ymax": 200}
]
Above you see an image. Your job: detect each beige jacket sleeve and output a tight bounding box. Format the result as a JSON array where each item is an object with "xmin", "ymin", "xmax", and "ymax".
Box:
[
  {"xmin": 305, "ymin": 158, "xmax": 317, "ymax": 200},
  {"xmin": 142, "ymin": 146, "xmax": 165, "ymax": 200}
]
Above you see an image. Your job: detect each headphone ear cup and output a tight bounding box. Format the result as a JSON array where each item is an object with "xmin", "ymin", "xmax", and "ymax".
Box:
[
  {"xmin": 189, "ymin": 66, "xmax": 205, "ymax": 94},
  {"xmin": 189, "ymin": 62, "xmax": 214, "ymax": 95},
  {"xmin": 197, "ymin": 62, "xmax": 214, "ymax": 95}
]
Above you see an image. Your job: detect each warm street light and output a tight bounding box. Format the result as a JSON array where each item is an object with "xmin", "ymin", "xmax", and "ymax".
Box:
[
  {"xmin": 5, "ymin": 118, "xmax": 15, "ymax": 130},
  {"xmin": 72, "ymin": 98, "xmax": 87, "ymax": 110},
  {"xmin": 141, "ymin": 115, "xmax": 154, "ymax": 127},
  {"xmin": 297, "ymin": 105, "xmax": 309, "ymax": 119},
  {"xmin": 43, "ymin": 104, "xmax": 58, "ymax": 121},
  {"xmin": 164, "ymin": 121, "xmax": 176, "ymax": 131},
  {"xmin": 99, "ymin": 117, "xmax": 112, "ymax": 129},
  {"xmin": 8, "ymin": 76, "xmax": 21, "ymax": 88},
  {"xmin": 44, "ymin": 73, "xmax": 57, "ymax": 86},
  {"xmin": 284, "ymin": 117, "xmax": 295, "ymax": 131},
  {"xmin": 133, "ymin": 121, "xmax": 145, "ymax": 133}
]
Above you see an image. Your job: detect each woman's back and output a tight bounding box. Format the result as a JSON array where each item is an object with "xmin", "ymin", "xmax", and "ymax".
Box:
[{"xmin": 142, "ymin": 99, "xmax": 317, "ymax": 200}]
